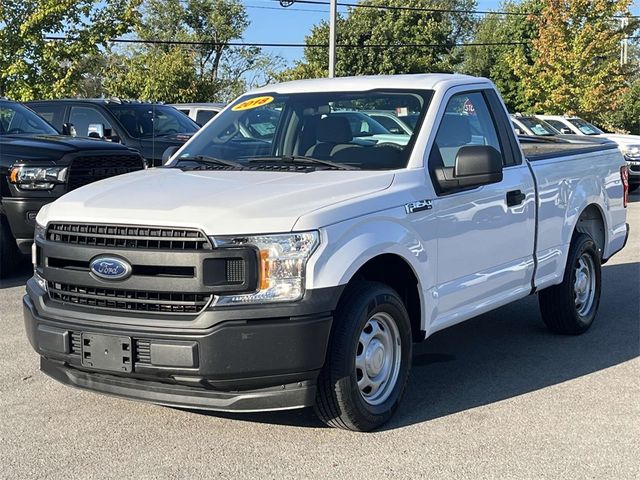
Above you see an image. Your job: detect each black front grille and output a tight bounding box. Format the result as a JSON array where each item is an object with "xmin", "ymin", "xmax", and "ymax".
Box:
[
  {"xmin": 47, "ymin": 223, "xmax": 211, "ymax": 250},
  {"xmin": 48, "ymin": 282, "xmax": 211, "ymax": 314},
  {"xmin": 70, "ymin": 332, "xmax": 82, "ymax": 355},
  {"xmin": 630, "ymin": 164, "xmax": 640, "ymax": 172},
  {"xmin": 67, "ymin": 154, "xmax": 144, "ymax": 190}
]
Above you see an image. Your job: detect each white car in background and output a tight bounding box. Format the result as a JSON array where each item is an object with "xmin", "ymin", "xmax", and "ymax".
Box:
[
  {"xmin": 171, "ymin": 102, "xmax": 226, "ymax": 126},
  {"xmin": 539, "ymin": 115, "xmax": 640, "ymax": 192}
]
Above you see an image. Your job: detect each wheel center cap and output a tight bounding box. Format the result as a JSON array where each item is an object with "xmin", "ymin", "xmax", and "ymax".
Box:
[
  {"xmin": 576, "ymin": 272, "xmax": 588, "ymax": 294},
  {"xmin": 365, "ymin": 340, "xmax": 385, "ymax": 377}
]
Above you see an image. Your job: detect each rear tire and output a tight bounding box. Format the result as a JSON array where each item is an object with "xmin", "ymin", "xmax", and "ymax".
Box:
[
  {"xmin": 538, "ymin": 233, "xmax": 601, "ymax": 335},
  {"xmin": 0, "ymin": 215, "xmax": 21, "ymax": 279},
  {"xmin": 314, "ymin": 281, "xmax": 412, "ymax": 431}
]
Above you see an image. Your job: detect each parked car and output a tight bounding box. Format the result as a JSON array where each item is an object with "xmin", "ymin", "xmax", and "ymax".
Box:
[
  {"xmin": 0, "ymin": 99, "xmax": 145, "ymax": 277},
  {"xmin": 170, "ymin": 102, "xmax": 226, "ymax": 126},
  {"xmin": 511, "ymin": 114, "xmax": 614, "ymax": 145},
  {"xmin": 362, "ymin": 111, "xmax": 414, "ymax": 134},
  {"xmin": 25, "ymin": 74, "xmax": 629, "ymax": 431},
  {"xmin": 539, "ymin": 115, "xmax": 640, "ymax": 191},
  {"xmin": 26, "ymin": 99, "xmax": 200, "ymax": 167},
  {"xmin": 332, "ymin": 111, "xmax": 411, "ymax": 145}
]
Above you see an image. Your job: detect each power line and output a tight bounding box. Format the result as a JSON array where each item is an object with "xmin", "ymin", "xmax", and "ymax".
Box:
[
  {"xmin": 43, "ymin": 35, "xmax": 639, "ymax": 49},
  {"xmin": 274, "ymin": 0, "xmax": 540, "ymax": 17},
  {"xmin": 43, "ymin": 35, "xmax": 533, "ymax": 48},
  {"xmin": 273, "ymin": 0, "xmax": 640, "ymax": 19}
]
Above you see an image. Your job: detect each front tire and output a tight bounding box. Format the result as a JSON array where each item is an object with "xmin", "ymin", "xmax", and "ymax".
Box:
[
  {"xmin": 314, "ymin": 281, "xmax": 412, "ymax": 431},
  {"xmin": 629, "ymin": 184, "xmax": 639, "ymax": 193},
  {"xmin": 538, "ymin": 233, "xmax": 601, "ymax": 335}
]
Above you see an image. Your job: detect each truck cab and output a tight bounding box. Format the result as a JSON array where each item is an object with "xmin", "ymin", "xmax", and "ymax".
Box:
[{"xmin": 26, "ymin": 99, "xmax": 200, "ymax": 167}]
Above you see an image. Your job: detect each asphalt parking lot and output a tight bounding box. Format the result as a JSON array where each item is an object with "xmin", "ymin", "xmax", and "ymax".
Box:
[{"xmin": 0, "ymin": 196, "xmax": 638, "ymax": 479}]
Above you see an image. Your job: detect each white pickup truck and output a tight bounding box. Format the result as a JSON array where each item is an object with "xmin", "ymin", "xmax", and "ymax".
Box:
[{"xmin": 24, "ymin": 74, "xmax": 630, "ymax": 431}]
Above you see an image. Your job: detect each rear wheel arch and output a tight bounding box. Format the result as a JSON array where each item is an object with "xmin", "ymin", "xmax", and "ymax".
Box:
[{"xmin": 574, "ymin": 203, "xmax": 606, "ymax": 259}]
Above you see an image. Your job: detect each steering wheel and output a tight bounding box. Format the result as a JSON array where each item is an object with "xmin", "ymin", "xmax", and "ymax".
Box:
[{"xmin": 162, "ymin": 128, "xmax": 178, "ymax": 134}]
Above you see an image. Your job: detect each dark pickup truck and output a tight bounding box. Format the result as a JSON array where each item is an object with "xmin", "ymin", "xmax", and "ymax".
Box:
[
  {"xmin": 26, "ymin": 99, "xmax": 200, "ymax": 167},
  {"xmin": 0, "ymin": 100, "xmax": 145, "ymax": 277}
]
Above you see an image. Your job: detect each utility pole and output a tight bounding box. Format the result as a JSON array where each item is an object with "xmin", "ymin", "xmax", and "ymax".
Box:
[
  {"xmin": 281, "ymin": 0, "xmax": 337, "ymax": 77},
  {"xmin": 329, "ymin": 0, "xmax": 337, "ymax": 78},
  {"xmin": 620, "ymin": 17, "xmax": 629, "ymax": 66}
]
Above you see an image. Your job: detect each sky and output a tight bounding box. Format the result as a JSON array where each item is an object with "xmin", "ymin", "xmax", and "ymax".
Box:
[{"xmin": 242, "ymin": 0, "xmax": 640, "ymax": 67}]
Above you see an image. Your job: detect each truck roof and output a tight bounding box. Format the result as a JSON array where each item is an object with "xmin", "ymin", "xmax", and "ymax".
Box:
[{"xmin": 248, "ymin": 73, "xmax": 491, "ymax": 95}]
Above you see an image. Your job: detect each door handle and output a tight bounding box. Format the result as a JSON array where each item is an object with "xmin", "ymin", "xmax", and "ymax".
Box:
[{"xmin": 506, "ymin": 189, "xmax": 526, "ymax": 207}]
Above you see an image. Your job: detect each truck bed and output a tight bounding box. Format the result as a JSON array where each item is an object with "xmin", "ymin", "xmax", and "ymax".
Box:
[{"xmin": 521, "ymin": 138, "xmax": 618, "ymax": 161}]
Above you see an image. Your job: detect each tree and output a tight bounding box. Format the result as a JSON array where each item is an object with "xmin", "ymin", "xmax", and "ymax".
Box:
[
  {"xmin": 512, "ymin": 0, "xmax": 637, "ymax": 126},
  {"xmin": 0, "ymin": 0, "xmax": 140, "ymax": 100},
  {"xmin": 103, "ymin": 0, "xmax": 281, "ymax": 102},
  {"xmin": 462, "ymin": 1, "xmax": 542, "ymax": 112},
  {"xmin": 280, "ymin": 0, "xmax": 477, "ymax": 80}
]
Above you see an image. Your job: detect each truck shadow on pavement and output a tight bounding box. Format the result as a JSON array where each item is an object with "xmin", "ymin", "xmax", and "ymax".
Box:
[
  {"xmin": 199, "ymin": 260, "xmax": 639, "ymax": 431},
  {"xmin": 0, "ymin": 259, "xmax": 32, "ymax": 289}
]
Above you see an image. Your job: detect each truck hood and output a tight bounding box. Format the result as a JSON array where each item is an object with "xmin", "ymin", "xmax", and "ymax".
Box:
[
  {"xmin": 0, "ymin": 134, "xmax": 135, "ymax": 163},
  {"xmin": 599, "ymin": 133, "xmax": 640, "ymax": 146},
  {"xmin": 38, "ymin": 167, "xmax": 395, "ymax": 234}
]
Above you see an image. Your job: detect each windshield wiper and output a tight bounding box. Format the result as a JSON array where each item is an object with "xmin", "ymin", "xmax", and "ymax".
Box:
[
  {"xmin": 173, "ymin": 155, "xmax": 244, "ymax": 169},
  {"xmin": 248, "ymin": 155, "xmax": 359, "ymax": 171}
]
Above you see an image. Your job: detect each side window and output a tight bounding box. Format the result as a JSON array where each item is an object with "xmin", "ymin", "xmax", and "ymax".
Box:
[
  {"xmin": 69, "ymin": 106, "xmax": 113, "ymax": 138},
  {"xmin": 546, "ymin": 119, "xmax": 567, "ymax": 132},
  {"xmin": 195, "ymin": 110, "xmax": 217, "ymax": 126},
  {"xmin": 431, "ymin": 92, "xmax": 502, "ymax": 168},
  {"xmin": 29, "ymin": 104, "xmax": 66, "ymax": 130}
]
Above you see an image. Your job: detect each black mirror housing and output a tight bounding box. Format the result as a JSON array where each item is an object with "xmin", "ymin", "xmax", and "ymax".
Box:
[{"xmin": 432, "ymin": 145, "xmax": 504, "ymax": 193}]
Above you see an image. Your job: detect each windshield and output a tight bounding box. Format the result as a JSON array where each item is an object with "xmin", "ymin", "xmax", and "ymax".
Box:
[
  {"xmin": 568, "ymin": 118, "xmax": 603, "ymax": 135},
  {"xmin": 108, "ymin": 104, "xmax": 199, "ymax": 138},
  {"xmin": 175, "ymin": 90, "xmax": 431, "ymax": 171},
  {"xmin": 518, "ymin": 117, "xmax": 561, "ymax": 136},
  {"xmin": 0, "ymin": 102, "xmax": 59, "ymax": 136}
]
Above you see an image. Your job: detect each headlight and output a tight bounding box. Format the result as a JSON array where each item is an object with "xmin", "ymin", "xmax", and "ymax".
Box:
[
  {"xmin": 8, "ymin": 165, "xmax": 68, "ymax": 190},
  {"xmin": 32, "ymin": 222, "xmax": 47, "ymax": 290},
  {"xmin": 34, "ymin": 222, "xmax": 46, "ymax": 242},
  {"xmin": 622, "ymin": 145, "xmax": 640, "ymax": 160},
  {"xmin": 212, "ymin": 231, "xmax": 319, "ymax": 305}
]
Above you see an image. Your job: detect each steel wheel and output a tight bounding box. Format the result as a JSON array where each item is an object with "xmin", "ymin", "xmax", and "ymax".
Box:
[
  {"xmin": 574, "ymin": 253, "xmax": 596, "ymax": 317},
  {"xmin": 355, "ymin": 312, "xmax": 402, "ymax": 406}
]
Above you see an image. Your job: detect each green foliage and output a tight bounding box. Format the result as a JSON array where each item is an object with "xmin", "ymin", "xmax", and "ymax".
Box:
[
  {"xmin": 0, "ymin": 0, "xmax": 141, "ymax": 100},
  {"xmin": 512, "ymin": 0, "xmax": 637, "ymax": 126},
  {"xmin": 462, "ymin": 1, "xmax": 542, "ymax": 112},
  {"xmin": 280, "ymin": 0, "xmax": 477, "ymax": 80},
  {"xmin": 611, "ymin": 77, "xmax": 640, "ymax": 134},
  {"xmin": 103, "ymin": 0, "xmax": 282, "ymax": 102}
]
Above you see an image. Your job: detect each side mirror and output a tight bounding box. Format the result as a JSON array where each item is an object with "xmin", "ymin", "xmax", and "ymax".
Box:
[
  {"xmin": 162, "ymin": 146, "xmax": 180, "ymax": 164},
  {"xmin": 87, "ymin": 123, "xmax": 105, "ymax": 139},
  {"xmin": 433, "ymin": 145, "xmax": 503, "ymax": 192},
  {"xmin": 454, "ymin": 145, "xmax": 503, "ymax": 186},
  {"xmin": 514, "ymin": 127, "xmax": 524, "ymax": 135},
  {"xmin": 560, "ymin": 127, "xmax": 572, "ymax": 134},
  {"xmin": 61, "ymin": 122, "xmax": 76, "ymax": 136}
]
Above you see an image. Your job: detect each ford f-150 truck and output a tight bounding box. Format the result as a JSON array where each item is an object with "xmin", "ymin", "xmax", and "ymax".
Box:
[
  {"xmin": 0, "ymin": 99, "xmax": 145, "ymax": 278},
  {"xmin": 24, "ymin": 74, "xmax": 629, "ymax": 431}
]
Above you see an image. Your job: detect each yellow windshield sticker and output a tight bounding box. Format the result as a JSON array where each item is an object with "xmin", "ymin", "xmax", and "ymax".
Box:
[{"xmin": 232, "ymin": 96, "xmax": 274, "ymax": 111}]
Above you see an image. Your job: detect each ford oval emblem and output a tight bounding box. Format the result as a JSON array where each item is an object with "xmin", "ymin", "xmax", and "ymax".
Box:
[{"xmin": 90, "ymin": 257, "xmax": 132, "ymax": 281}]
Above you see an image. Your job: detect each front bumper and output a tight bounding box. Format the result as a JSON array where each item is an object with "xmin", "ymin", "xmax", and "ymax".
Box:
[
  {"xmin": 24, "ymin": 281, "xmax": 337, "ymax": 412},
  {"xmin": 2, "ymin": 197, "xmax": 52, "ymax": 254}
]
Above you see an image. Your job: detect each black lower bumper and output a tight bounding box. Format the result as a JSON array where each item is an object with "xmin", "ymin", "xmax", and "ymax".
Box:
[
  {"xmin": 24, "ymin": 286, "xmax": 336, "ymax": 412},
  {"xmin": 40, "ymin": 357, "xmax": 317, "ymax": 412},
  {"xmin": 2, "ymin": 197, "xmax": 52, "ymax": 254}
]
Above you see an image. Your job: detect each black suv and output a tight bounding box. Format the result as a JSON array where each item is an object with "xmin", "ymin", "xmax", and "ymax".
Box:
[
  {"xmin": 26, "ymin": 99, "xmax": 200, "ymax": 167},
  {"xmin": 0, "ymin": 100, "xmax": 145, "ymax": 277}
]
